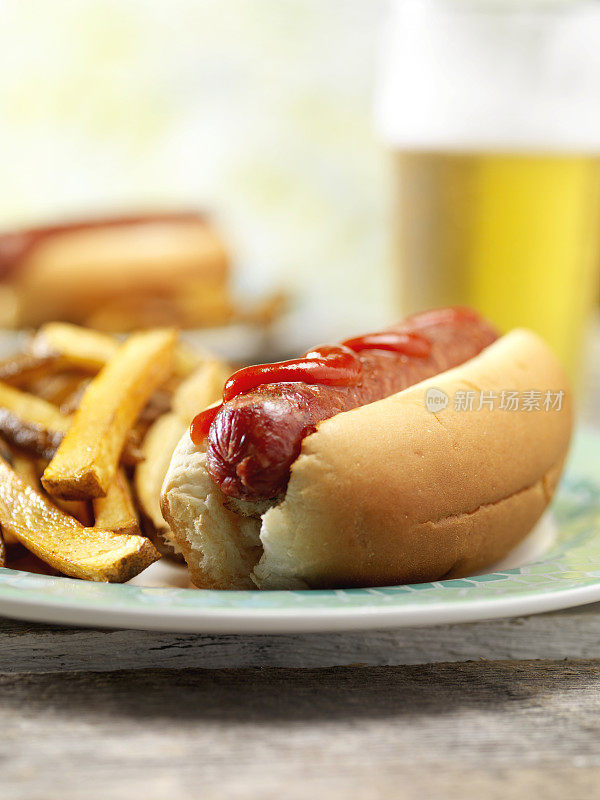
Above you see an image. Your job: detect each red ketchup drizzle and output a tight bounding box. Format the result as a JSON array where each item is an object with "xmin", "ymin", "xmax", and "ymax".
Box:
[
  {"xmin": 189, "ymin": 323, "xmax": 438, "ymax": 447},
  {"xmin": 342, "ymin": 331, "xmax": 431, "ymax": 357},
  {"xmin": 222, "ymin": 344, "xmax": 362, "ymax": 402},
  {"xmin": 190, "ymin": 403, "xmax": 222, "ymax": 444},
  {"xmin": 403, "ymin": 306, "xmax": 480, "ymax": 329},
  {"xmin": 190, "ymin": 345, "xmax": 361, "ymax": 445}
]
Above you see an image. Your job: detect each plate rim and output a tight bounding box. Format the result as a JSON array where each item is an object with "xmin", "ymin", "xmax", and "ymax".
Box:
[{"xmin": 2, "ymin": 579, "xmax": 600, "ymax": 633}]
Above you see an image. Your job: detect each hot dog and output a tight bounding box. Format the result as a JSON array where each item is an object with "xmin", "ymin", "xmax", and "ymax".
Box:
[
  {"xmin": 0, "ymin": 213, "xmax": 230, "ymax": 329},
  {"xmin": 193, "ymin": 308, "xmax": 499, "ymax": 501},
  {"xmin": 161, "ymin": 310, "xmax": 572, "ymax": 590}
]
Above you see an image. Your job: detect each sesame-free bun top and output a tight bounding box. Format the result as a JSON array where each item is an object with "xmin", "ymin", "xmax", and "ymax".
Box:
[
  {"xmin": 161, "ymin": 328, "xmax": 573, "ymax": 590},
  {"xmin": 0, "ymin": 213, "xmax": 229, "ymax": 328}
]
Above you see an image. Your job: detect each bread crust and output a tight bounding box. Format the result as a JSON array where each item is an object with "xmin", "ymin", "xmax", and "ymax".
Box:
[
  {"xmin": 2, "ymin": 217, "xmax": 228, "ymax": 327},
  {"xmin": 161, "ymin": 435, "xmax": 262, "ymax": 589},
  {"xmin": 162, "ymin": 329, "xmax": 573, "ymax": 590}
]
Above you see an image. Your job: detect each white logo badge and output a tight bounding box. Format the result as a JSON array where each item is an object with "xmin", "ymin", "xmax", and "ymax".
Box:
[{"xmin": 425, "ymin": 387, "xmax": 449, "ymax": 413}]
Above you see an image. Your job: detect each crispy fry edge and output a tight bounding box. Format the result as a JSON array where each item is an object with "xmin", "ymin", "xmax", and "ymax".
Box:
[
  {"xmin": 0, "ymin": 456, "xmax": 160, "ymax": 582},
  {"xmin": 41, "ymin": 329, "xmax": 176, "ymax": 500}
]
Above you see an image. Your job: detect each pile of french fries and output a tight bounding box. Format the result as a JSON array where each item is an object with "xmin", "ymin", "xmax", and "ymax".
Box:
[{"xmin": 0, "ymin": 323, "xmax": 230, "ymax": 582}]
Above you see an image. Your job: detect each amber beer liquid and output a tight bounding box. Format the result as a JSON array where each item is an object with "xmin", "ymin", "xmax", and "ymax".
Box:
[
  {"xmin": 393, "ymin": 152, "xmax": 600, "ymax": 371},
  {"xmin": 376, "ymin": 0, "xmax": 600, "ymax": 378}
]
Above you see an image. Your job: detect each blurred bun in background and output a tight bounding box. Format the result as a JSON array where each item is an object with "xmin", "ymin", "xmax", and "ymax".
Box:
[{"xmin": 0, "ymin": 212, "xmax": 232, "ymax": 330}]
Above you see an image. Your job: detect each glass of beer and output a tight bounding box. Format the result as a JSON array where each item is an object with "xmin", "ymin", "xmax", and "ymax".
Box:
[{"xmin": 375, "ymin": 0, "xmax": 600, "ymax": 377}]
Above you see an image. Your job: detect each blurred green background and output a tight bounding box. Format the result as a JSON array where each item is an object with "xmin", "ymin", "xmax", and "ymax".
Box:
[{"xmin": 0, "ymin": 0, "xmax": 389, "ymax": 329}]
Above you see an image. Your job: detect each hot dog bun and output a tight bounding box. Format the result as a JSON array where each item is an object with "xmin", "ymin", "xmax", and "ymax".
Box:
[
  {"xmin": 161, "ymin": 329, "xmax": 573, "ymax": 590},
  {"xmin": 0, "ymin": 213, "xmax": 230, "ymax": 330}
]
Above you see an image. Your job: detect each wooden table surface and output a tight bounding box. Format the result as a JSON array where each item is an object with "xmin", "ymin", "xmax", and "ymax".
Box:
[
  {"xmin": 3, "ymin": 608, "xmax": 600, "ymax": 800},
  {"xmin": 2, "ymin": 325, "xmax": 599, "ymax": 800}
]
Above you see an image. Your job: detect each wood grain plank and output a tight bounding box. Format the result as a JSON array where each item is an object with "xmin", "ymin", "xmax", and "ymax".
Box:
[
  {"xmin": 2, "ymin": 603, "xmax": 600, "ymax": 671},
  {"xmin": 2, "ymin": 662, "xmax": 600, "ymax": 800}
]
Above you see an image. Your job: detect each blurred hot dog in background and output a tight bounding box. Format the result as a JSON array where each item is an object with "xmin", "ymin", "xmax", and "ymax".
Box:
[{"xmin": 0, "ymin": 213, "xmax": 230, "ymax": 329}]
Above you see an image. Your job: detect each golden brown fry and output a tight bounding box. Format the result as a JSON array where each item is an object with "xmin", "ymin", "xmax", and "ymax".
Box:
[
  {"xmin": 0, "ymin": 437, "xmax": 12, "ymax": 463},
  {"xmin": 32, "ymin": 320, "xmax": 199, "ymax": 380},
  {"xmin": 134, "ymin": 388, "xmax": 173, "ymax": 438},
  {"xmin": 0, "ymin": 440, "xmax": 16, "ymax": 555},
  {"xmin": 0, "ymin": 351, "xmax": 63, "ymax": 386},
  {"xmin": 30, "ymin": 322, "xmax": 119, "ymax": 371},
  {"xmin": 0, "ymin": 455, "xmax": 159, "ymax": 581},
  {"xmin": 33, "ymin": 458, "xmax": 93, "ymax": 526},
  {"xmin": 93, "ymin": 468, "xmax": 140, "ymax": 536},
  {"xmin": 53, "ymin": 496, "xmax": 93, "ymax": 526},
  {"xmin": 11, "ymin": 451, "xmax": 93, "ymax": 527},
  {"xmin": 133, "ymin": 359, "xmax": 229, "ymax": 555},
  {"xmin": 29, "ymin": 372, "xmax": 89, "ymax": 408},
  {"xmin": 0, "ymin": 381, "xmax": 68, "ymax": 459},
  {"xmin": 172, "ymin": 359, "xmax": 231, "ymax": 423},
  {"xmin": 4, "ymin": 451, "xmax": 41, "ymax": 544},
  {"xmin": 134, "ymin": 412, "xmax": 186, "ymax": 543},
  {"xmin": 12, "ymin": 451, "xmax": 40, "ymax": 489},
  {"xmin": 0, "ymin": 323, "xmax": 225, "ymax": 576},
  {"xmin": 42, "ymin": 329, "xmax": 176, "ymax": 500},
  {"xmin": 173, "ymin": 342, "xmax": 203, "ymax": 378},
  {"xmin": 84, "ymin": 279, "xmax": 232, "ymax": 332},
  {"xmin": 0, "ymin": 381, "xmax": 140, "ymax": 467},
  {"xmin": 170, "ymin": 279, "xmax": 233, "ymax": 328}
]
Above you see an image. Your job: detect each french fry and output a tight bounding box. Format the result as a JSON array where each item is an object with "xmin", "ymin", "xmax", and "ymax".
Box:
[
  {"xmin": 0, "ymin": 381, "xmax": 141, "ymax": 468},
  {"xmin": 0, "ymin": 456, "xmax": 159, "ymax": 581},
  {"xmin": 0, "ymin": 351, "xmax": 63, "ymax": 386},
  {"xmin": 0, "ymin": 437, "xmax": 13, "ymax": 463},
  {"xmin": 32, "ymin": 458, "xmax": 93, "ymax": 526},
  {"xmin": 84, "ymin": 281, "xmax": 232, "ymax": 333},
  {"xmin": 172, "ymin": 359, "xmax": 231, "ymax": 423},
  {"xmin": 30, "ymin": 322, "xmax": 119, "ymax": 371},
  {"xmin": 0, "ymin": 321, "xmax": 228, "ymax": 582},
  {"xmin": 6, "ymin": 452, "xmax": 45, "ymax": 544},
  {"xmin": 12, "ymin": 450, "xmax": 93, "ymax": 529},
  {"xmin": 0, "ymin": 438, "xmax": 16, "ymax": 554},
  {"xmin": 133, "ymin": 358, "xmax": 230, "ymax": 552},
  {"xmin": 52, "ymin": 496, "xmax": 93, "ymax": 526},
  {"xmin": 12, "ymin": 452, "xmax": 41, "ymax": 489},
  {"xmin": 32, "ymin": 320, "xmax": 199, "ymax": 379},
  {"xmin": 30, "ymin": 372, "xmax": 90, "ymax": 408},
  {"xmin": 0, "ymin": 381, "xmax": 68, "ymax": 459},
  {"xmin": 133, "ymin": 388, "xmax": 173, "ymax": 437},
  {"xmin": 173, "ymin": 342, "xmax": 203, "ymax": 379},
  {"xmin": 93, "ymin": 468, "xmax": 140, "ymax": 536},
  {"xmin": 42, "ymin": 329, "xmax": 176, "ymax": 500},
  {"xmin": 134, "ymin": 412, "xmax": 186, "ymax": 543}
]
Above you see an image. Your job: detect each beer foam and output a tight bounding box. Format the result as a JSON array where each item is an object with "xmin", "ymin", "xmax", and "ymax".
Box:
[{"xmin": 375, "ymin": 0, "xmax": 600, "ymax": 152}]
